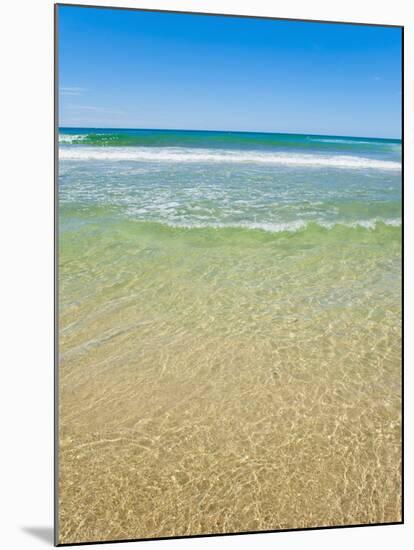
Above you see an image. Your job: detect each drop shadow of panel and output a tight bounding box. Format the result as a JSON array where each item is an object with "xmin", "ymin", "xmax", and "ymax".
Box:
[{"xmin": 22, "ymin": 527, "xmax": 54, "ymax": 545}]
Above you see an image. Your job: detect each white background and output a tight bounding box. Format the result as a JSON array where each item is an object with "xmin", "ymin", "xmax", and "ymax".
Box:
[{"xmin": 0, "ymin": 0, "xmax": 412, "ymax": 548}]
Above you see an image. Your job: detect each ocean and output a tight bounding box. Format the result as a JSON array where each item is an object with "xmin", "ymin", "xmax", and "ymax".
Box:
[{"xmin": 58, "ymin": 127, "xmax": 402, "ymax": 541}]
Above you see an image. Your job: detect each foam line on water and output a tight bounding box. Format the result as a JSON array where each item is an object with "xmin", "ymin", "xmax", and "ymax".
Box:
[
  {"xmin": 310, "ymin": 138, "xmax": 380, "ymax": 145},
  {"xmin": 59, "ymin": 134, "xmax": 88, "ymax": 144},
  {"xmin": 59, "ymin": 146, "xmax": 401, "ymax": 171},
  {"xmin": 134, "ymin": 218, "xmax": 401, "ymax": 233}
]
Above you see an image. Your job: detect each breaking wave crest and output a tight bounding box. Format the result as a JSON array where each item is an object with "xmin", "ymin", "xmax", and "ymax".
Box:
[{"xmin": 59, "ymin": 146, "xmax": 401, "ymax": 171}]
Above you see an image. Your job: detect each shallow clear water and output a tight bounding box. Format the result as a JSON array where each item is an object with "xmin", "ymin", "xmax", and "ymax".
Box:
[{"xmin": 58, "ymin": 128, "xmax": 402, "ymax": 543}]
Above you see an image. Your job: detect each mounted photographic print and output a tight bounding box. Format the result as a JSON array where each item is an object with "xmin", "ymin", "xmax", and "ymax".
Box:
[{"xmin": 55, "ymin": 3, "xmax": 403, "ymax": 545}]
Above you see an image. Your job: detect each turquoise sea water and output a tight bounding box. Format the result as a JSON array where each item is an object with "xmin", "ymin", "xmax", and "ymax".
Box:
[{"xmin": 59, "ymin": 128, "xmax": 401, "ymax": 233}]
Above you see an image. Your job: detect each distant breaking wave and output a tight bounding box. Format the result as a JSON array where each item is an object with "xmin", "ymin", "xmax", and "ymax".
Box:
[
  {"xmin": 59, "ymin": 146, "xmax": 401, "ymax": 171},
  {"xmin": 310, "ymin": 138, "xmax": 377, "ymax": 145},
  {"xmin": 59, "ymin": 134, "xmax": 88, "ymax": 144}
]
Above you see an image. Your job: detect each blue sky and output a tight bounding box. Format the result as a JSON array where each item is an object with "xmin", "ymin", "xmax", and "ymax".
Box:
[{"xmin": 58, "ymin": 5, "xmax": 402, "ymax": 138}]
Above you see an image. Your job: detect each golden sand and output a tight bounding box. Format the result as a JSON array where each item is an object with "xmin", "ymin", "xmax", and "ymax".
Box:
[{"xmin": 58, "ymin": 245, "xmax": 401, "ymax": 543}]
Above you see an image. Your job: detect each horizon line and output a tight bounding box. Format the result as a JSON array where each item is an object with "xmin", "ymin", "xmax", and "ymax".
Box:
[{"xmin": 58, "ymin": 126, "xmax": 401, "ymax": 142}]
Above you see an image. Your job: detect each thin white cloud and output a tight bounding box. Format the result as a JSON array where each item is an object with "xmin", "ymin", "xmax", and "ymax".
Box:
[
  {"xmin": 61, "ymin": 86, "xmax": 87, "ymax": 96},
  {"xmin": 67, "ymin": 104, "xmax": 126, "ymax": 116}
]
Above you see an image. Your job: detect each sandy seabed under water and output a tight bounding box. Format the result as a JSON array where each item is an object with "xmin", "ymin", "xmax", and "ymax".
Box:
[{"xmin": 58, "ymin": 225, "xmax": 401, "ymax": 544}]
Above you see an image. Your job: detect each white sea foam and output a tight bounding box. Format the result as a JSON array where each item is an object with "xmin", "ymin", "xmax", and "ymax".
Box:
[
  {"xmin": 147, "ymin": 218, "xmax": 401, "ymax": 234},
  {"xmin": 310, "ymin": 138, "xmax": 379, "ymax": 145},
  {"xmin": 163, "ymin": 220, "xmax": 308, "ymax": 233},
  {"xmin": 317, "ymin": 218, "xmax": 401, "ymax": 230},
  {"xmin": 59, "ymin": 146, "xmax": 401, "ymax": 171},
  {"xmin": 59, "ymin": 134, "xmax": 88, "ymax": 144}
]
